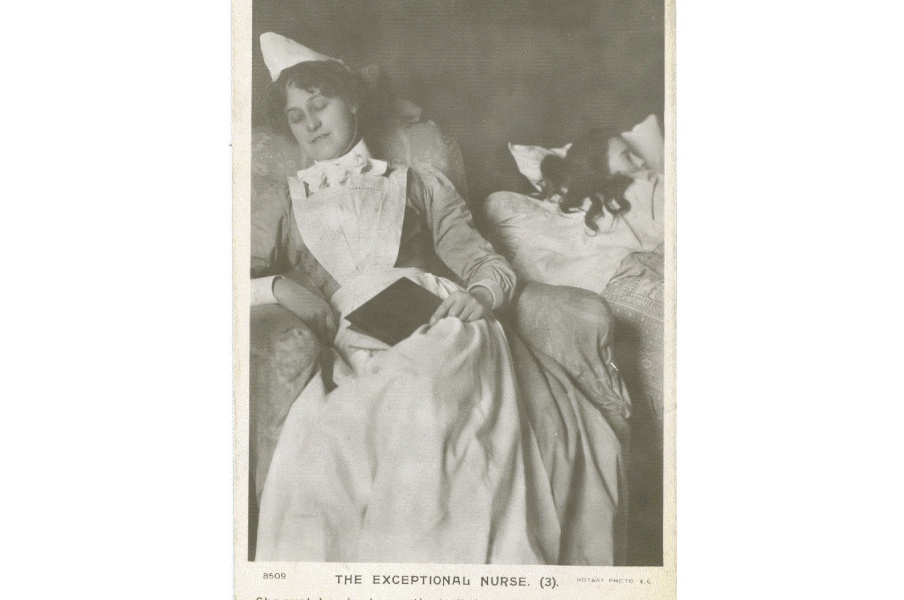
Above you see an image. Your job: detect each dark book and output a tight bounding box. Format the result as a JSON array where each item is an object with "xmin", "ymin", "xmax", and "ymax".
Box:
[{"xmin": 345, "ymin": 277, "xmax": 444, "ymax": 346}]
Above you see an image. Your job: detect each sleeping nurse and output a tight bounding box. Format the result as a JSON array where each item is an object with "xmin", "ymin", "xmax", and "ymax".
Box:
[{"xmin": 249, "ymin": 33, "xmax": 624, "ymax": 565}]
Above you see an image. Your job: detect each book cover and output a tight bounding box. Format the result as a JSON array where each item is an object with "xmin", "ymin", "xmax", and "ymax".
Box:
[{"xmin": 345, "ymin": 277, "xmax": 443, "ymax": 346}]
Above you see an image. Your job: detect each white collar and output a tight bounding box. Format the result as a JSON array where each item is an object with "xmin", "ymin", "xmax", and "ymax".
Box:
[{"xmin": 297, "ymin": 139, "xmax": 388, "ymax": 191}]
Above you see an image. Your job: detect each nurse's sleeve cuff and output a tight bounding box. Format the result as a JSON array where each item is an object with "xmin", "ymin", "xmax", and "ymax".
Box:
[
  {"xmin": 467, "ymin": 280, "xmax": 502, "ymax": 310},
  {"xmin": 251, "ymin": 275, "xmax": 283, "ymax": 306}
]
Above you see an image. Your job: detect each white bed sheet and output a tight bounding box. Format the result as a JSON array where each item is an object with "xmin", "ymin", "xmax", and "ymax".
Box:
[{"xmin": 485, "ymin": 170, "xmax": 664, "ymax": 293}]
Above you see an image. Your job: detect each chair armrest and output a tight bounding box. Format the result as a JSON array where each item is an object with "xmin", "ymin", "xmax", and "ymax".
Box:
[
  {"xmin": 249, "ymin": 304, "xmax": 321, "ymax": 502},
  {"xmin": 507, "ymin": 282, "xmax": 631, "ymax": 433}
]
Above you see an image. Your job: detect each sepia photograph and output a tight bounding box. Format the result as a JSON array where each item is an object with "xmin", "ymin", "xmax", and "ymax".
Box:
[{"xmin": 236, "ymin": 0, "xmax": 673, "ymax": 588}]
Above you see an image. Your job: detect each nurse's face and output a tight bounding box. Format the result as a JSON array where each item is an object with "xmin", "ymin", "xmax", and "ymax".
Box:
[
  {"xmin": 607, "ymin": 136, "xmax": 648, "ymax": 175},
  {"xmin": 285, "ymin": 85, "xmax": 358, "ymax": 161}
]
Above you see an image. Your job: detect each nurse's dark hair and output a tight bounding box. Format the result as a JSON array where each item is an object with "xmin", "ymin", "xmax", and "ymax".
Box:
[
  {"xmin": 540, "ymin": 128, "xmax": 633, "ymax": 233},
  {"xmin": 265, "ymin": 60, "xmax": 370, "ymax": 138}
]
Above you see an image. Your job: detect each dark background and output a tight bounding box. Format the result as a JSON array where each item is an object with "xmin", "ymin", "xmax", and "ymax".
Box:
[{"xmin": 251, "ymin": 0, "xmax": 665, "ymax": 205}]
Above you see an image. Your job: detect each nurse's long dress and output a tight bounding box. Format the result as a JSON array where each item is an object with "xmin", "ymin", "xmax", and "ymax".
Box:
[{"xmin": 255, "ymin": 166, "xmax": 625, "ymax": 564}]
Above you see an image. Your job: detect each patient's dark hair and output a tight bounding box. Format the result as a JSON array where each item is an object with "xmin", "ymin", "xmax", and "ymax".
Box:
[
  {"xmin": 265, "ymin": 60, "xmax": 377, "ymax": 139},
  {"xmin": 540, "ymin": 128, "xmax": 634, "ymax": 233}
]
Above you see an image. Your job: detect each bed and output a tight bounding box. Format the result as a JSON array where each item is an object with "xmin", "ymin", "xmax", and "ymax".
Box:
[{"xmin": 481, "ymin": 115, "xmax": 667, "ymax": 564}]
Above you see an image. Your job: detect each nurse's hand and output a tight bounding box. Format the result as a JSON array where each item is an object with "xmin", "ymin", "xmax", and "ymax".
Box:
[
  {"xmin": 429, "ymin": 289, "xmax": 492, "ymax": 324},
  {"xmin": 273, "ymin": 277, "xmax": 338, "ymax": 342}
]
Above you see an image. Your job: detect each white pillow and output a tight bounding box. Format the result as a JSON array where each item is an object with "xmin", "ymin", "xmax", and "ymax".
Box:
[
  {"xmin": 508, "ymin": 114, "xmax": 664, "ymax": 190},
  {"xmin": 507, "ymin": 142, "xmax": 571, "ymax": 191}
]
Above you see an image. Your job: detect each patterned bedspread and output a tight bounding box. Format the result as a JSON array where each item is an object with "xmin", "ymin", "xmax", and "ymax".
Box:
[
  {"xmin": 601, "ymin": 245, "xmax": 664, "ymax": 565},
  {"xmin": 602, "ymin": 244, "xmax": 665, "ymax": 432}
]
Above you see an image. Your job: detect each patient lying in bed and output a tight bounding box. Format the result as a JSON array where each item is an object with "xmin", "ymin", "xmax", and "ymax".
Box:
[
  {"xmin": 484, "ymin": 116, "xmax": 664, "ymax": 294},
  {"xmin": 483, "ymin": 120, "xmax": 669, "ymax": 558}
]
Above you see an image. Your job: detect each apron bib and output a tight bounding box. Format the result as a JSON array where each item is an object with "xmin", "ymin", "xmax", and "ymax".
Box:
[
  {"xmin": 290, "ymin": 171, "xmax": 407, "ymax": 294},
  {"xmin": 288, "ymin": 168, "xmax": 457, "ymax": 362}
]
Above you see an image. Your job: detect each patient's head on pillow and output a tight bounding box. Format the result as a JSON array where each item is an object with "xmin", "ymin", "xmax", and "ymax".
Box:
[
  {"xmin": 266, "ymin": 60, "xmax": 369, "ymax": 161},
  {"xmin": 541, "ymin": 128, "xmax": 637, "ymax": 233}
]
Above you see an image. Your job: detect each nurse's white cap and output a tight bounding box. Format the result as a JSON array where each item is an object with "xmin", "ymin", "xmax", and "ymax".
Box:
[{"xmin": 260, "ymin": 32, "xmax": 345, "ymax": 82}]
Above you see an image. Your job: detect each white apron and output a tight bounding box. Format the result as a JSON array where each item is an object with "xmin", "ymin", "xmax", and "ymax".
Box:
[{"xmin": 255, "ymin": 169, "xmax": 620, "ymax": 564}]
